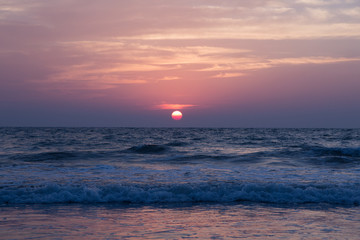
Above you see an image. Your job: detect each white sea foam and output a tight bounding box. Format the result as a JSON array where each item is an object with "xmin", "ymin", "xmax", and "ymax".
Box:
[{"xmin": 1, "ymin": 182, "xmax": 359, "ymax": 205}]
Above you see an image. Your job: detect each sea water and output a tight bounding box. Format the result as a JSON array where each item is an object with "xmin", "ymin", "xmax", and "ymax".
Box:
[{"xmin": 0, "ymin": 128, "xmax": 360, "ymax": 239}]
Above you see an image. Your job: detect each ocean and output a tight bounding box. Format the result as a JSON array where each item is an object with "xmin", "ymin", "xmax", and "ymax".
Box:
[{"xmin": 1, "ymin": 128, "xmax": 360, "ymax": 239}]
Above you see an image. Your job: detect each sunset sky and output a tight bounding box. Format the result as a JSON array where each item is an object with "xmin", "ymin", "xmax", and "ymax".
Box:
[{"xmin": 1, "ymin": 0, "xmax": 360, "ymax": 127}]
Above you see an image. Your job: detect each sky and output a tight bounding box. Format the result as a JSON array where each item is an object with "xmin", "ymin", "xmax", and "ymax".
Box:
[{"xmin": 1, "ymin": 0, "xmax": 360, "ymax": 127}]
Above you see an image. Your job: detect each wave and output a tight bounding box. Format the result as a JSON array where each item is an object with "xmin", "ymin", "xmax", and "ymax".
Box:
[
  {"xmin": 165, "ymin": 141, "xmax": 189, "ymax": 147},
  {"xmin": 1, "ymin": 182, "xmax": 359, "ymax": 205},
  {"xmin": 261, "ymin": 146, "xmax": 360, "ymax": 159},
  {"xmin": 127, "ymin": 144, "xmax": 168, "ymax": 154},
  {"xmin": 11, "ymin": 151, "xmax": 79, "ymax": 162},
  {"xmin": 239, "ymin": 146, "xmax": 360, "ymax": 166},
  {"xmin": 295, "ymin": 146, "xmax": 360, "ymax": 166},
  {"xmin": 309, "ymin": 146, "xmax": 360, "ymax": 158}
]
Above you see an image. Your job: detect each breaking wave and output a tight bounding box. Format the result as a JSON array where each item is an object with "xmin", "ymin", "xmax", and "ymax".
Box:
[{"xmin": 1, "ymin": 182, "xmax": 359, "ymax": 205}]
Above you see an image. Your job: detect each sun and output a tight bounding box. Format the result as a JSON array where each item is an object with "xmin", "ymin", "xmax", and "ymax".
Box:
[{"xmin": 171, "ymin": 110, "xmax": 183, "ymax": 120}]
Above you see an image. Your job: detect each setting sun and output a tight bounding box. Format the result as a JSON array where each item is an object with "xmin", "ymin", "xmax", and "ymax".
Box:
[{"xmin": 171, "ymin": 111, "xmax": 183, "ymax": 120}]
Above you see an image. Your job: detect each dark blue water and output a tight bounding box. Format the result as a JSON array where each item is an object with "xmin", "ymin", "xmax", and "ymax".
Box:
[{"xmin": 1, "ymin": 128, "xmax": 360, "ymax": 205}]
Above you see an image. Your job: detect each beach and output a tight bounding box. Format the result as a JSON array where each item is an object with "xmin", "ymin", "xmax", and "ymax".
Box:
[{"xmin": 2, "ymin": 203, "xmax": 360, "ymax": 239}]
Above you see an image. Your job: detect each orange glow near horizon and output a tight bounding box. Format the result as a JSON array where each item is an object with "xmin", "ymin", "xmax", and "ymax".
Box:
[
  {"xmin": 156, "ymin": 104, "xmax": 196, "ymax": 110},
  {"xmin": 171, "ymin": 111, "xmax": 183, "ymax": 120}
]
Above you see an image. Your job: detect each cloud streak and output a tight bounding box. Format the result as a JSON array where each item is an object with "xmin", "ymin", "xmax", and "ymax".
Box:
[{"xmin": 154, "ymin": 104, "xmax": 197, "ymax": 110}]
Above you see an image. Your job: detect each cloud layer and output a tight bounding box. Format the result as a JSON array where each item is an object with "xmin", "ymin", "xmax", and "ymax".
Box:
[{"xmin": 1, "ymin": 0, "xmax": 360, "ymax": 126}]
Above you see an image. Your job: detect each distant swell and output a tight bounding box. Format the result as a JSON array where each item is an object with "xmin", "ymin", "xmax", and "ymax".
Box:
[
  {"xmin": 166, "ymin": 141, "xmax": 189, "ymax": 147},
  {"xmin": 1, "ymin": 182, "xmax": 359, "ymax": 205},
  {"xmin": 11, "ymin": 151, "xmax": 79, "ymax": 162},
  {"xmin": 127, "ymin": 144, "xmax": 167, "ymax": 154},
  {"xmin": 309, "ymin": 146, "xmax": 360, "ymax": 158}
]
